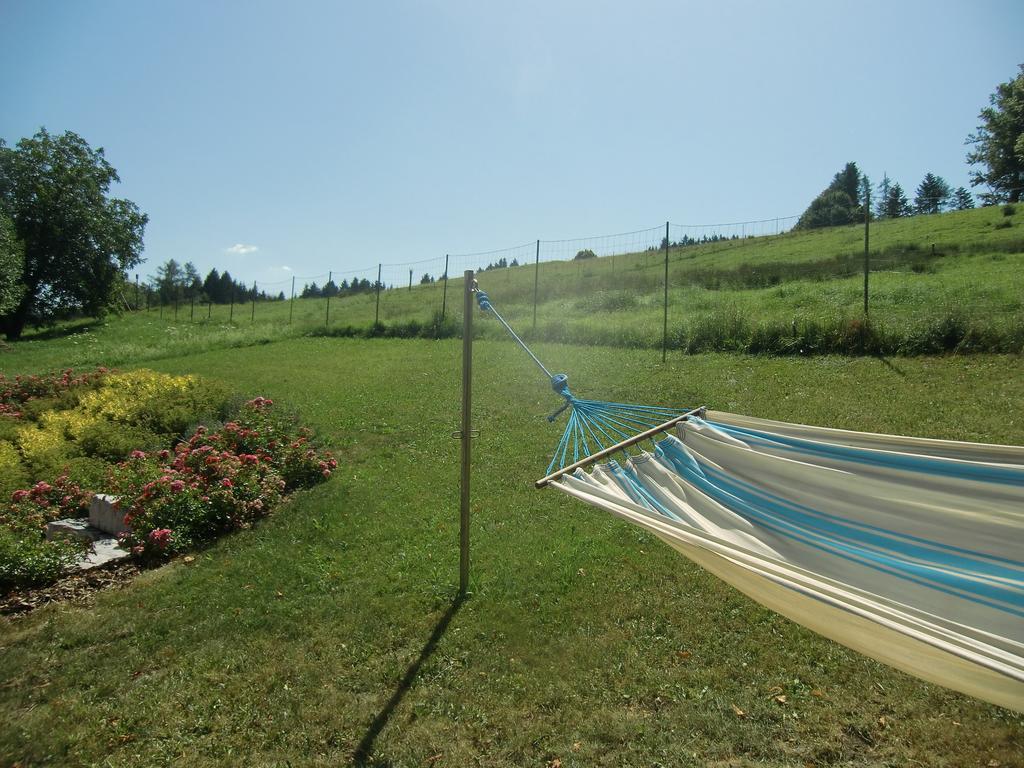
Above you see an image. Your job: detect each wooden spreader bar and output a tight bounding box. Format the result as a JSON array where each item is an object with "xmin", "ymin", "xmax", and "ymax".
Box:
[{"xmin": 535, "ymin": 406, "xmax": 706, "ymax": 488}]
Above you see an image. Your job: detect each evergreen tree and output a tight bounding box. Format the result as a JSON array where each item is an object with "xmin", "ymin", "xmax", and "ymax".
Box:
[
  {"xmin": 219, "ymin": 271, "xmax": 235, "ymax": 303},
  {"xmin": 883, "ymin": 183, "xmax": 912, "ymax": 218},
  {"xmin": 833, "ymin": 162, "xmax": 862, "ymax": 207},
  {"xmin": 859, "ymin": 174, "xmax": 872, "ymax": 220},
  {"xmin": 322, "ymin": 280, "xmax": 339, "ymax": 298},
  {"xmin": 203, "ymin": 268, "xmax": 222, "ymax": 302},
  {"xmin": 155, "ymin": 259, "xmax": 184, "ymax": 303},
  {"xmin": 301, "ymin": 282, "xmax": 321, "ymax": 298},
  {"xmin": 914, "ymin": 173, "xmax": 952, "ymax": 214},
  {"xmin": 952, "ymin": 187, "xmax": 975, "ymax": 210},
  {"xmin": 183, "ymin": 262, "xmax": 202, "ymax": 299},
  {"xmin": 875, "ymin": 174, "xmax": 892, "ymax": 219}
]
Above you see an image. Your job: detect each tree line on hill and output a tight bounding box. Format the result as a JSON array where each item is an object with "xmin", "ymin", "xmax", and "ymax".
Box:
[
  {"xmin": 142, "ymin": 259, "xmax": 285, "ymax": 305},
  {"xmin": 794, "ymin": 164, "xmax": 976, "ymax": 230},
  {"xmin": 300, "ymin": 278, "xmax": 381, "ymax": 298}
]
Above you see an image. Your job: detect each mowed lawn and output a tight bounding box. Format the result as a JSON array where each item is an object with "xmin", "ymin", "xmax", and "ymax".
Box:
[{"xmin": 2, "ymin": 337, "xmax": 1023, "ymax": 766}]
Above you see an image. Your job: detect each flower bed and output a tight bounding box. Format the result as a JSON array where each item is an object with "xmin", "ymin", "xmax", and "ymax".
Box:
[
  {"xmin": 1, "ymin": 369, "xmax": 335, "ymax": 591},
  {"xmin": 110, "ymin": 397, "xmax": 336, "ymax": 560}
]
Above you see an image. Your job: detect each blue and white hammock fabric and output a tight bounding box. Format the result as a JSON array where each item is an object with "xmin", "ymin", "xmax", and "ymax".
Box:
[
  {"xmin": 551, "ymin": 412, "xmax": 1024, "ymax": 712},
  {"xmin": 472, "ymin": 283, "xmax": 1024, "ymax": 711}
]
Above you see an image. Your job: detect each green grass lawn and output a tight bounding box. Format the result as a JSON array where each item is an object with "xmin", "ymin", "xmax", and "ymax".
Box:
[{"xmin": 2, "ymin": 337, "xmax": 1022, "ymax": 766}]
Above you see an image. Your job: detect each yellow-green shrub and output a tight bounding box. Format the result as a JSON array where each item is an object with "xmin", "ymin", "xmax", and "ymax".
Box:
[
  {"xmin": 0, "ymin": 440, "xmax": 30, "ymax": 500},
  {"xmin": 78, "ymin": 371, "xmax": 233, "ymax": 435}
]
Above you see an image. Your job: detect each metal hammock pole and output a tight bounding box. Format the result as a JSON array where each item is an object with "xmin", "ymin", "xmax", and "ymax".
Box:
[{"xmin": 459, "ymin": 269, "xmax": 473, "ymax": 595}]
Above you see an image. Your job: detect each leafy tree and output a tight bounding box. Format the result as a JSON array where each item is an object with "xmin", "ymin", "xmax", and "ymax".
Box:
[
  {"xmin": 796, "ymin": 189, "xmax": 857, "ymax": 229},
  {"xmin": 795, "ymin": 162, "xmax": 863, "ymax": 229},
  {"xmin": 914, "ymin": 173, "xmax": 951, "ymax": 214},
  {"xmin": 882, "ymin": 183, "xmax": 912, "ymax": 218},
  {"xmin": 574, "ymin": 249, "xmax": 597, "ymax": 260},
  {"xmin": 966, "ymin": 63, "xmax": 1024, "ymax": 203},
  {"xmin": 0, "ymin": 129, "xmax": 147, "ymax": 339},
  {"xmin": 875, "ymin": 174, "xmax": 892, "ymax": 219},
  {"xmin": 0, "ymin": 211, "xmax": 24, "ymax": 316},
  {"xmin": 420, "ymin": 273, "xmax": 434, "ymax": 284},
  {"xmin": 952, "ymin": 187, "xmax": 975, "ymax": 210}
]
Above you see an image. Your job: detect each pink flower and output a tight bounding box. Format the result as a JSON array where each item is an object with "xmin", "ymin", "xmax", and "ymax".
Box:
[
  {"xmin": 158, "ymin": 449, "xmax": 171, "ymax": 461},
  {"xmin": 148, "ymin": 528, "xmax": 172, "ymax": 548},
  {"xmin": 221, "ymin": 478, "xmax": 233, "ymax": 488},
  {"xmin": 322, "ymin": 469, "xmax": 331, "ymax": 478},
  {"xmin": 170, "ymin": 479, "xmax": 185, "ymax": 493},
  {"xmin": 131, "ymin": 545, "xmax": 145, "ymax": 556},
  {"xmin": 130, "ymin": 450, "xmax": 147, "ymax": 459},
  {"xmin": 11, "ymin": 489, "xmax": 29, "ymax": 502}
]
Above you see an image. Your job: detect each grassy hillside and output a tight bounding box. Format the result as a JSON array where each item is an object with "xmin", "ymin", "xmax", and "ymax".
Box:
[
  {"xmin": 3, "ymin": 205, "xmax": 1022, "ymax": 372},
  {"xmin": 2, "ymin": 339, "xmax": 1023, "ymax": 766}
]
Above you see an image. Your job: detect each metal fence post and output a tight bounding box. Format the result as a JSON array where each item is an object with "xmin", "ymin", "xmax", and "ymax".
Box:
[
  {"xmin": 662, "ymin": 221, "xmax": 669, "ymax": 362},
  {"xmin": 864, "ymin": 190, "xmax": 870, "ymax": 315},
  {"xmin": 533, "ymin": 239, "xmax": 540, "ymax": 330},
  {"xmin": 251, "ymin": 281, "xmax": 257, "ymax": 323},
  {"xmin": 325, "ymin": 271, "xmax": 332, "ymax": 328},
  {"xmin": 374, "ymin": 264, "xmax": 382, "ymax": 326},
  {"xmin": 441, "ymin": 255, "xmax": 449, "ymax": 320},
  {"xmin": 289, "ymin": 275, "xmax": 295, "ymax": 324}
]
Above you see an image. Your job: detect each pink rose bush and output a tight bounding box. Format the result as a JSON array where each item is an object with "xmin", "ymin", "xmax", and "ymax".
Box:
[
  {"xmin": 110, "ymin": 397, "xmax": 333, "ymax": 561},
  {"xmin": 0, "ymin": 368, "xmax": 109, "ymax": 419},
  {"xmin": 0, "ymin": 475, "xmax": 90, "ymax": 590}
]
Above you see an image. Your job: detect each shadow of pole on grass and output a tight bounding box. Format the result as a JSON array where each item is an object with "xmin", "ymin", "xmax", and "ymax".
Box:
[
  {"xmin": 873, "ymin": 353, "xmax": 908, "ymax": 378},
  {"xmin": 351, "ymin": 593, "xmax": 466, "ymax": 766}
]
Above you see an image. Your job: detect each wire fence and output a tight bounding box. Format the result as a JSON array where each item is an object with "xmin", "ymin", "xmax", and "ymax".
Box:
[{"xmin": 131, "ymin": 203, "xmax": 1024, "ymax": 356}]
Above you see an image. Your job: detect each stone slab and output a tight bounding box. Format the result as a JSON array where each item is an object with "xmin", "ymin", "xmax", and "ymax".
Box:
[
  {"xmin": 77, "ymin": 537, "xmax": 130, "ymax": 570},
  {"xmin": 46, "ymin": 517, "xmax": 106, "ymax": 542}
]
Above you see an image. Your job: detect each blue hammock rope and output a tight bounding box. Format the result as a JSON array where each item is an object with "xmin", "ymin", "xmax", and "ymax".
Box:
[{"xmin": 474, "ymin": 283, "xmax": 692, "ymax": 474}]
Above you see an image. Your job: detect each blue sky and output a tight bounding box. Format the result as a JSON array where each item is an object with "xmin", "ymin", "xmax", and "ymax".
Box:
[{"xmin": 2, "ymin": 1, "xmax": 1021, "ymax": 289}]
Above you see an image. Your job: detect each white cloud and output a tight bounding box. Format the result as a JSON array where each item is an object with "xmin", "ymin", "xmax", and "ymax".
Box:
[
  {"xmin": 225, "ymin": 243, "xmax": 259, "ymax": 255},
  {"xmin": 280, "ymin": 265, "xmax": 292, "ymax": 272}
]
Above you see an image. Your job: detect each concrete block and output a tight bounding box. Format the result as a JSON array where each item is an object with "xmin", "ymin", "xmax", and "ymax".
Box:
[{"xmin": 89, "ymin": 493, "xmax": 129, "ymax": 536}]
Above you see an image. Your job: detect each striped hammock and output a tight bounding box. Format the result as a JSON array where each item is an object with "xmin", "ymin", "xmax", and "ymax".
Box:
[{"xmin": 550, "ymin": 412, "xmax": 1024, "ymax": 712}]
